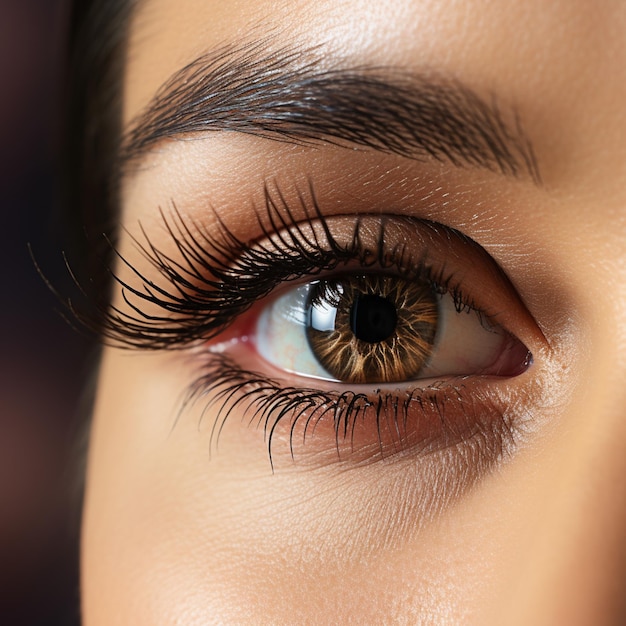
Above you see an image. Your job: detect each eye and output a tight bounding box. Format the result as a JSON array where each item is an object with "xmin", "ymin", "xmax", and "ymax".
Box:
[
  {"xmin": 255, "ymin": 273, "xmax": 529, "ymax": 385},
  {"xmin": 92, "ymin": 194, "xmax": 540, "ymax": 468}
]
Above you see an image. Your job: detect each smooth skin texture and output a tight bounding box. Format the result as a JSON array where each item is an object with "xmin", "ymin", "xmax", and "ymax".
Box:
[{"xmin": 82, "ymin": 0, "xmax": 626, "ymax": 624}]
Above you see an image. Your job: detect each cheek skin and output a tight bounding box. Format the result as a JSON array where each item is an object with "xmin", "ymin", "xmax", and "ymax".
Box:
[
  {"xmin": 81, "ymin": 351, "xmax": 520, "ymax": 624},
  {"xmin": 80, "ymin": 301, "xmax": 576, "ymax": 626}
]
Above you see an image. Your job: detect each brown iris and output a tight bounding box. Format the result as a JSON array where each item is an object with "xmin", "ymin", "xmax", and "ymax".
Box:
[{"xmin": 306, "ymin": 275, "xmax": 439, "ymax": 383}]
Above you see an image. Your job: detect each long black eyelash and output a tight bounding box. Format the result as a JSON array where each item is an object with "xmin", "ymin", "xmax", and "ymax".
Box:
[
  {"xmin": 80, "ymin": 181, "xmax": 472, "ymax": 350},
  {"xmin": 180, "ymin": 353, "xmax": 490, "ymax": 470}
]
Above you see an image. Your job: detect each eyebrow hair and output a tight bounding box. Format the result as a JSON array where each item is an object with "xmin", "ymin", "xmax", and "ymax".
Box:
[{"xmin": 119, "ymin": 40, "xmax": 541, "ymax": 183}]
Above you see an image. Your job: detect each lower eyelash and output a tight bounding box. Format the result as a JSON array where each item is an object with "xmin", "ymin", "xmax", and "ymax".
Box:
[{"xmin": 181, "ymin": 352, "xmax": 521, "ymax": 470}]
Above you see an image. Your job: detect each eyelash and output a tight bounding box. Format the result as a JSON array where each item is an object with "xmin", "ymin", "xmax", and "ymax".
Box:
[
  {"xmin": 98, "ymin": 183, "xmax": 480, "ymax": 349},
  {"xmin": 182, "ymin": 352, "xmax": 512, "ymax": 470},
  {"xmin": 85, "ymin": 182, "xmax": 526, "ymax": 468}
]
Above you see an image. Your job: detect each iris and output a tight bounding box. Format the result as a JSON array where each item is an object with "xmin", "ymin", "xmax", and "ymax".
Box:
[{"xmin": 306, "ymin": 275, "xmax": 439, "ymax": 384}]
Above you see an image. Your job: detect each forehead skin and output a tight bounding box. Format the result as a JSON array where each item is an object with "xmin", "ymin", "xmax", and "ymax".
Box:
[{"xmin": 82, "ymin": 1, "xmax": 626, "ymax": 624}]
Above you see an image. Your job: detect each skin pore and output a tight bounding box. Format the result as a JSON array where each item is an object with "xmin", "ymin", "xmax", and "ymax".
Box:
[{"xmin": 81, "ymin": 0, "xmax": 626, "ymax": 624}]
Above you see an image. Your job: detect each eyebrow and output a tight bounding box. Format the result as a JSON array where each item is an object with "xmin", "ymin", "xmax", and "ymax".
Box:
[{"xmin": 119, "ymin": 40, "xmax": 541, "ymax": 183}]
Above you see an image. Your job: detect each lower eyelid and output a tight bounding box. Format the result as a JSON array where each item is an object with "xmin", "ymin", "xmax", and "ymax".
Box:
[
  {"xmin": 187, "ymin": 348, "xmax": 529, "ymax": 470},
  {"xmin": 168, "ymin": 348, "xmax": 542, "ymax": 543}
]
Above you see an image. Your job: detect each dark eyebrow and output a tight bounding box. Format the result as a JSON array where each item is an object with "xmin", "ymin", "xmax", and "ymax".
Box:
[{"xmin": 119, "ymin": 40, "xmax": 540, "ymax": 183}]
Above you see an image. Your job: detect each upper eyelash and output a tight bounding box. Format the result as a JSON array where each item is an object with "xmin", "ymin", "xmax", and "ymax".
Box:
[{"xmin": 76, "ymin": 181, "xmax": 481, "ymax": 350}]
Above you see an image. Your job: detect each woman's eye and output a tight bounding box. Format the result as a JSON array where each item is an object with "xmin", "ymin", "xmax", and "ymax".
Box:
[
  {"xmin": 255, "ymin": 273, "xmax": 530, "ymax": 385},
  {"xmin": 92, "ymin": 200, "xmax": 540, "ymax": 465}
]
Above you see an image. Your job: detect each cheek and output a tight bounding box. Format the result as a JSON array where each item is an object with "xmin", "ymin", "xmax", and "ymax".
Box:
[
  {"xmin": 82, "ymin": 350, "xmax": 253, "ymax": 623},
  {"xmin": 82, "ymin": 349, "xmax": 519, "ymax": 624}
]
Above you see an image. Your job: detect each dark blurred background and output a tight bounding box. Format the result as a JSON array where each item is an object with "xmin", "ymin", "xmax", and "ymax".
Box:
[{"xmin": 0, "ymin": 1, "xmax": 89, "ymax": 624}]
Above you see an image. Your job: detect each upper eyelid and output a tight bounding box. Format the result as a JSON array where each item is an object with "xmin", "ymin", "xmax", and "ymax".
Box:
[{"xmin": 82, "ymin": 181, "xmax": 538, "ymax": 357}]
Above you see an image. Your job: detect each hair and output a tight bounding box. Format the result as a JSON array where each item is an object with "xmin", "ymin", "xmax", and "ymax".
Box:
[
  {"xmin": 65, "ymin": 0, "xmax": 136, "ymax": 298},
  {"xmin": 60, "ymin": 0, "xmax": 138, "ymax": 538}
]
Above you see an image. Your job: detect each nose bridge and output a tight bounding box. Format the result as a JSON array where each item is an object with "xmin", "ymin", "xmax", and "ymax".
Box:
[{"xmin": 511, "ymin": 343, "xmax": 626, "ymax": 625}]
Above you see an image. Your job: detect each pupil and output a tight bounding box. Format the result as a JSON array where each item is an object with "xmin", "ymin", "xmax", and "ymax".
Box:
[{"xmin": 349, "ymin": 294, "xmax": 398, "ymax": 343}]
